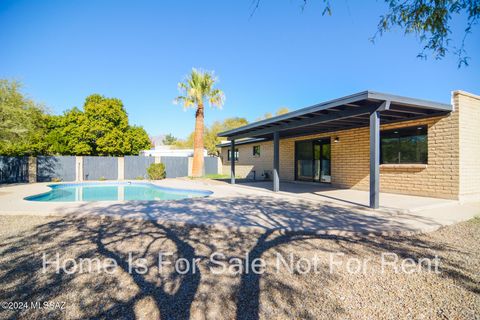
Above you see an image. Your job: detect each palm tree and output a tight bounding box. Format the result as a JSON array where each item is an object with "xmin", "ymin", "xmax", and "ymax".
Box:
[{"xmin": 174, "ymin": 68, "xmax": 225, "ymax": 177}]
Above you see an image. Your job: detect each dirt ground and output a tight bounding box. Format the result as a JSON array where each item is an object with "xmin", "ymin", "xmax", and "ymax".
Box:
[{"xmin": 0, "ymin": 214, "xmax": 478, "ymax": 320}]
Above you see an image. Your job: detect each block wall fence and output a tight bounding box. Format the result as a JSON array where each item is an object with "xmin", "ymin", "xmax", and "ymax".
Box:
[
  {"xmin": 220, "ymin": 90, "xmax": 480, "ymax": 200},
  {"xmin": 1, "ymin": 156, "xmax": 221, "ymax": 183}
]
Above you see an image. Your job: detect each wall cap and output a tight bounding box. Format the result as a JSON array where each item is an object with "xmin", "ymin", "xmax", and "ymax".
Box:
[{"xmin": 452, "ymin": 90, "xmax": 480, "ymax": 100}]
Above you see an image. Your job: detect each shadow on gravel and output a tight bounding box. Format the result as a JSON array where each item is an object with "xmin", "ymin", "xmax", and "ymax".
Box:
[{"xmin": 0, "ymin": 198, "xmax": 478, "ymax": 319}]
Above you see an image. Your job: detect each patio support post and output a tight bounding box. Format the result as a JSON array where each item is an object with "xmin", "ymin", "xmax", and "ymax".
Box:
[
  {"xmin": 369, "ymin": 110, "xmax": 380, "ymax": 209},
  {"xmin": 230, "ymin": 140, "xmax": 235, "ymax": 184},
  {"xmin": 273, "ymin": 131, "xmax": 280, "ymax": 192}
]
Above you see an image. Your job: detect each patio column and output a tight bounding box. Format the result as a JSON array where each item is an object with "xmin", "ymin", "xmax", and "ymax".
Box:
[
  {"xmin": 273, "ymin": 131, "xmax": 280, "ymax": 192},
  {"xmin": 230, "ymin": 139, "xmax": 235, "ymax": 184},
  {"xmin": 369, "ymin": 110, "xmax": 380, "ymax": 209}
]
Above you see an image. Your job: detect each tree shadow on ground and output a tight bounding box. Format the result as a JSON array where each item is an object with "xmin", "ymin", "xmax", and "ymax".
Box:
[
  {"xmin": 0, "ymin": 197, "xmax": 478, "ymax": 319},
  {"xmin": 0, "ymin": 214, "xmax": 201, "ymax": 319},
  {"xmin": 63, "ymin": 195, "xmax": 443, "ymax": 234}
]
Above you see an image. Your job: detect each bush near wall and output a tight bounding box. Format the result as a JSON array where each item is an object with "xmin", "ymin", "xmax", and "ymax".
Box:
[{"xmin": 147, "ymin": 163, "xmax": 166, "ymax": 180}]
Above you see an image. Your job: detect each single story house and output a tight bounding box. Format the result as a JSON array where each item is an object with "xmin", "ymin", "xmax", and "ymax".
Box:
[{"xmin": 217, "ymin": 90, "xmax": 480, "ymax": 208}]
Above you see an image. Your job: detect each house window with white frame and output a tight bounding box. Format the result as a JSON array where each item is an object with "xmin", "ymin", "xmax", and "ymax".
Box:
[{"xmin": 227, "ymin": 148, "xmax": 239, "ymax": 161}]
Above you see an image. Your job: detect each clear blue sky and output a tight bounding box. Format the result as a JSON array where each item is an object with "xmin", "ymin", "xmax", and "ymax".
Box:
[{"xmin": 1, "ymin": 0, "xmax": 478, "ymax": 138}]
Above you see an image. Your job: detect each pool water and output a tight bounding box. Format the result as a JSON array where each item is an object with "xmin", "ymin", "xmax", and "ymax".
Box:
[{"xmin": 25, "ymin": 182, "xmax": 213, "ymax": 202}]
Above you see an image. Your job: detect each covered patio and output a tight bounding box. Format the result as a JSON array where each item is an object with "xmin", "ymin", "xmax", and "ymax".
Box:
[{"xmin": 218, "ymin": 90, "xmax": 452, "ymax": 209}]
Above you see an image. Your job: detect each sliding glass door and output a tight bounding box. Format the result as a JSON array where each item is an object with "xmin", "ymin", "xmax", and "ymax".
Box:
[
  {"xmin": 296, "ymin": 140, "xmax": 314, "ymax": 181},
  {"xmin": 295, "ymin": 138, "xmax": 331, "ymax": 183}
]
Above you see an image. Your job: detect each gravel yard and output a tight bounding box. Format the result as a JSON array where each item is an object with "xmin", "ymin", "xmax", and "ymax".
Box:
[{"xmin": 0, "ymin": 214, "xmax": 479, "ymax": 319}]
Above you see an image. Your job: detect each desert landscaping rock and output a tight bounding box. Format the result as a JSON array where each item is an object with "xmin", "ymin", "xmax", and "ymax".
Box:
[{"xmin": 0, "ymin": 215, "xmax": 478, "ymax": 319}]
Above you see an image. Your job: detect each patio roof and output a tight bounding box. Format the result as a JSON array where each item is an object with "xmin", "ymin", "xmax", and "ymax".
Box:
[{"xmin": 218, "ymin": 90, "xmax": 452, "ymax": 140}]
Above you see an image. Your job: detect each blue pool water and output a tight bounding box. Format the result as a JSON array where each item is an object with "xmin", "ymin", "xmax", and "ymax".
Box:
[{"xmin": 25, "ymin": 182, "xmax": 213, "ymax": 202}]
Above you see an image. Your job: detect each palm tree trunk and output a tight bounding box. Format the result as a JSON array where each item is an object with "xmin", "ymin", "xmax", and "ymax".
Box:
[{"xmin": 192, "ymin": 102, "xmax": 205, "ymax": 177}]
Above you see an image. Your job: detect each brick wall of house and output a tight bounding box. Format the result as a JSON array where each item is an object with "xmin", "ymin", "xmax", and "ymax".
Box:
[
  {"xmin": 220, "ymin": 90, "xmax": 479, "ymax": 200},
  {"xmin": 456, "ymin": 91, "xmax": 480, "ymax": 201},
  {"xmin": 221, "ymin": 141, "xmax": 274, "ymax": 179},
  {"xmin": 278, "ymin": 114, "xmax": 459, "ymax": 199}
]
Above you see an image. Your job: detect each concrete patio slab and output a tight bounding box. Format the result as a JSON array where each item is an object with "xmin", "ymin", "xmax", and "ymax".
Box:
[
  {"xmin": 225, "ymin": 180, "xmax": 459, "ymax": 213},
  {"xmin": 0, "ymin": 179, "xmax": 478, "ymax": 236}
]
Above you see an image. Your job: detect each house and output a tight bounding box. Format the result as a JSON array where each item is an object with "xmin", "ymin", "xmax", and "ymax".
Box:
[
  {"xmin": 141, "ymin": 136, "xmax": 207, "ymax": 157},
  {"xmin": 217, "ymin": 90, "xmax": 480, "ymax": 208},
  {"xmin": 140, "ymin": 145, "xmax": 207, "ymax": 158}
]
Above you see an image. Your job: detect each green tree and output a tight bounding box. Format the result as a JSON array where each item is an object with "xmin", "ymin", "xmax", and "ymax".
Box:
[
  {"xmin": 0, "ymin": 83, "xmax": 150, "ymax": 156},
  {"xmin": 46, "ymin": 94, "xmax": 151, "ymax": 156},
  {"xmin": 173, "ymin": 132, "xmax": 194, "ymax": 149},
  {"xmin": 375, "ymin": 0, "xmax": 478, "ymax": 66},
  {"xmin": 256, "ymin": 112, "xmax": 273, "ymax": 121},
  {"xmin": 256, "ymin": 107, "xmax": 290, "ymax": 121},
  {"xmin": 0, "ymin": 80, "xmax": 49, "ymax": 155},
  {"xmin": 126, "ymin": 126, "xmax": 153, "ymax": 154},
  {"xmin": 174, "ymin": 69, "xmax": 225, "ymax": 177},
  {"xmin": 84, "ymin": 94, "xmax": 129, "ymax": 155},
  {"xmin": 46, "ymin": 107, "xmax": 94, "ymax": 155},
  {"xmin": 162, "ymin": 133, "xmax": 178, "ymax": 145},
  {"xmin": 275, "ymin": 107, "xmax": 290, "ymax": 115},
  {"xmin": 175, "ymin": 117, "xmax": 248, "ymax": 156},
  {"xmin": 206, "ymin": 117, "xmax": 249, "ymax": 156}
]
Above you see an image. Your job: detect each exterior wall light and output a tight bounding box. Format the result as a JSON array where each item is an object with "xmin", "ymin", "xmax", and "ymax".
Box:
[{"xmin": 334, "ymin": 137, "xmax": 340, "ymax": 143}]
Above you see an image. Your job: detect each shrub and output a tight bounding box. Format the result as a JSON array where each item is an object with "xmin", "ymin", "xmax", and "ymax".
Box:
[
  {"xmin": 147, "ymin": 163, "xmax": 166, "ymax": 180},
  {"xmin": 135, "ymin": 176, "xmax": 144, "ymax": 180},
  {"xmin": 99, "ymin": 176, "xmax": 107, "ymax": 181},
  {"xmin": 51, "ymin": 177, "xmax": 62, "ymax": 182}
]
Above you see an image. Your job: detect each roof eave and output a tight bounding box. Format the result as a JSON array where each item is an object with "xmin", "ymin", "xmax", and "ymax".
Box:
[{"xmin": 367, "ymin": 91, "xmax": 452, "ymax": 111}]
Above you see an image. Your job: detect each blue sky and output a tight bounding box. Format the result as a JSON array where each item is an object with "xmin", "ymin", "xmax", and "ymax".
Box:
[{"xmin": 1, "ymin": 0, "xmax": 479, "ymax": 138}]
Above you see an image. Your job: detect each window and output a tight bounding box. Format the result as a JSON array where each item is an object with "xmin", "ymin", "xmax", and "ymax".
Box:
[
  {"xmin": 253, "ymin": 145, "xmax": 260, "ymax": 157},
  {"xmin": 227, "ymin": 148, "xmax": 239, "ymax": 161},
  {"xmin": 381, "ymin": 126, "xmax": 427, "ymax": 164}
]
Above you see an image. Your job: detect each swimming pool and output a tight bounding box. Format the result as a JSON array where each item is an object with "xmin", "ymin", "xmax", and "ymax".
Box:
[{"xmin": 25, "ymin": 182, "xmax": 213, "ymax": 202}]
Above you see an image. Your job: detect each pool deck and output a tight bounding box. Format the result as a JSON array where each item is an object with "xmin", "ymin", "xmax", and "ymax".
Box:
[{"xmin": 0, "ymin": 179, "xmax": 478, "ymax": 236}]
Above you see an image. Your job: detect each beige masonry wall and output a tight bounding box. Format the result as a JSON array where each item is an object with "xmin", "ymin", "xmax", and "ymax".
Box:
[
  {"xmin": 221, "ymin": 141, "xmax": 273, "ymax": 179},
  {"xmin": 456, "ymin": 91, "xmax": 480, "ymax": 201},
  {"xmin": 280, "ymin": 115, "xmax": 459, "ymax": 199},
  {"xmin": 221, "ymin": 91, "xmax": 480, "ymax": 200}
]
